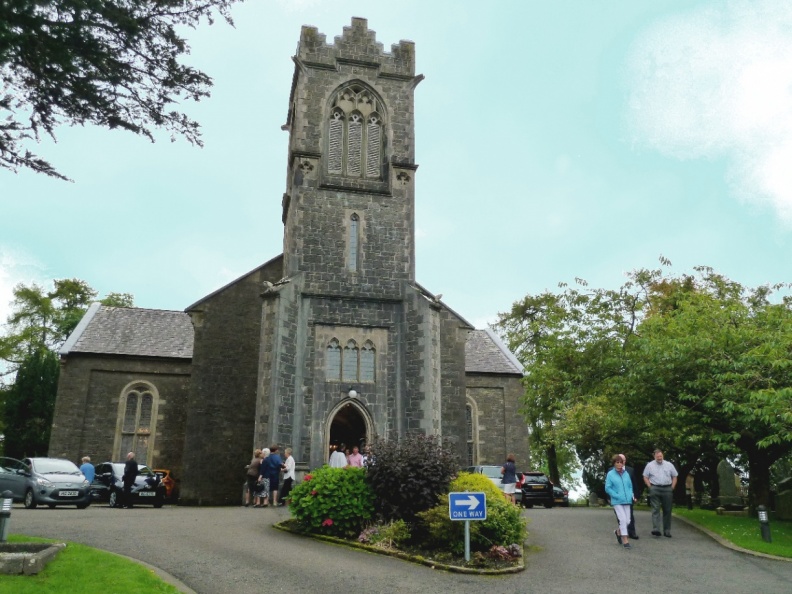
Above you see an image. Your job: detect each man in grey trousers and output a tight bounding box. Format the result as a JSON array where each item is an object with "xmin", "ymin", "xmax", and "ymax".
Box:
[{"xmin": 643, "ymin": 449, "xmax": 678, "ymax": 537}]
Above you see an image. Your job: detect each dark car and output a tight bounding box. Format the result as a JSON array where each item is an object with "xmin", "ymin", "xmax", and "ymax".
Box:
[
  {"xmin": 520, "ymin": 471, "xmax": 554, "ymax": 508},
  {"xmin": 90, "ymin": 462, "xmax": 166, "ymax": 508},
  {"xmin": 553, "ymin": 485, "xmax": 570, "ymax": 507},
  {"xmin": 0, "ymin": 457, "xmax": 92, "ymax": 509}
]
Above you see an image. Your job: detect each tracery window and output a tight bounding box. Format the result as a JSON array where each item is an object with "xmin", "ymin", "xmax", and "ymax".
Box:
[
  {"xmin": 116, "ymin": 384, "xmax": 158, "ymax": 464},
  {"xmin": 327, "ymin": 85, "xmax": 383, "ymax": 179},
  {"xmin": 325, "ymin": 337, "xmax": 376, "ymax": 383}
]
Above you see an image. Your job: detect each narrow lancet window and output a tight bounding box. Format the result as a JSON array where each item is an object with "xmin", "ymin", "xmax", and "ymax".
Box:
[
  {"xmin": 348, "ymin": 214, "xmax": 359, "ymax": 272},
  {"xmin": 342, "ymin": 340, "xmax": 358, "ymax": 381},
  {"xmin": 360, "ymin": 341, "xmax": 375, "ymax": 382},
  {"xmin": 326, "ymin": 339, "xmax": 341, "ymax": 381}
]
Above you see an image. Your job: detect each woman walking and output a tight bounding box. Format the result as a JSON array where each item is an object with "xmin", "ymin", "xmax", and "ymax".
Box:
[
  {"xmin": 244, "ymin": 449, "xmax": 263, "ymax": 507},
  {"xmin": 605, "ymin": 454, "xmax": 635, "ymax": 549},
  {"xmin": 501, "ymin": 453, "xmax": 518, "ymax": 504}
]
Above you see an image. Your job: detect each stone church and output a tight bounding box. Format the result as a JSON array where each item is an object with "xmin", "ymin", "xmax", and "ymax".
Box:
[{"xmin": 49, "ymin": 18, "xmax": 528, "ymax": 505}]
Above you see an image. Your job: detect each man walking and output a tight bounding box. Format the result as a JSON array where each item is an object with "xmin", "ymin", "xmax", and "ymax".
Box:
[{"xmin": 643, "ymin": 449, "xmax": 678, "ymax": 537}]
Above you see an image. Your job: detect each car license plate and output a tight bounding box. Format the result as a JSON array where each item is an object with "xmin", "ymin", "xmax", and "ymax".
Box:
[
  {"xmin": 139, "ymin": 491, "xmax": 155, "ymax": 497},
  {"xmin": 532, "ymin": 485, "xmax": 544, "ymax": 490},
  {"xmin": 60, "ymin": 491, "xmax": 78, "ymax": 497}
]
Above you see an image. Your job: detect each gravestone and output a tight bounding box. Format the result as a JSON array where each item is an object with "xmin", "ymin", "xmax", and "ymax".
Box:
[
  {"xmin": 776, "ymin": 477, "xmax": 792, "ymax": 520},
  {"xmin": 717, "ymin": 460, "xmax": 742, "ymax": 507}
]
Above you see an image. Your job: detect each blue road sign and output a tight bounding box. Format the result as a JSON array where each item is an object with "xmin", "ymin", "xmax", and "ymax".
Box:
[{"xmin": 449, "ymin": 492, "xmax": 487, "ymax": 521}]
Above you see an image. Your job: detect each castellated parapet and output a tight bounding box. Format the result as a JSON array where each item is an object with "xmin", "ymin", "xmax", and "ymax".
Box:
[{"xmin": 298, "ymin": 17, "xmax": 415, "ymax": 78}]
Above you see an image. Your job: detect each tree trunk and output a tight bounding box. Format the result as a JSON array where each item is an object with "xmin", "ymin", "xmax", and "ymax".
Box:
[
  {"xmin": 547, "ymin": 442, "xmax": 560, "ymax": 485},
  {"xmin": 746, "ymin": 447, "xmax": 772, "ymax": 511}
]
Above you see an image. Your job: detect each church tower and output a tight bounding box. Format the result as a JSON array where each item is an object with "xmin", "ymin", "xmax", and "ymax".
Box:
[{"xmin": 255, "ymin": 18, "xmax": 470, "ymax": 470}]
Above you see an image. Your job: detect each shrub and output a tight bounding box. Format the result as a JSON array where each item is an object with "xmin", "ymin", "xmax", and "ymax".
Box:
[
  {"xmin": 365, "ymin": 433, "xmax": 459, "ymax": 522},
  {"xmin": 416, "ymin": 472, "xmax": 527, "ymax": 554},
  {"xmin": 289, "ymin": 466, "xmax": 375, "ymax": 537},
  {"xmin": 358, "ymin": 520, "xmax": 411, "ymax": 549}
]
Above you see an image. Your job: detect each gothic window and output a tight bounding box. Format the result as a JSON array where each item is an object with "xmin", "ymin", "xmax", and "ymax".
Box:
[
  {"xmin": 465, "ymin": 399, "xmax": 478, "ymax": 466},
  {"xmin": 326, "ymin": 339, "xmax": 341, "ymax": 381},
  {"xmin": 326, "ymin": 337, "xmax": 376, "ymax": 384},
  {"xmin": 342, "ymin": 340, "xmax": 359, "ymax": 381},
  {"xmin": 348, "ymin": 214, "xmax": 359, "ymax": 272},
  {"xmin": 116, "ymin": 384, "xmax": 157, "ymax": 464},
  {"xmin": 327, "ymin": 85, "xmax": 383, "ymax": 179},
  {"xmin": 360, "ymin": 341, "xmax": 375, "ymax": 382}
]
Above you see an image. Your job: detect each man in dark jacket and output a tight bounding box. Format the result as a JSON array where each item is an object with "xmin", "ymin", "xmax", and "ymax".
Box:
[
  {"xmin": 122, "ymin": 452, "xmax": 138, "ymax": 508},
  {"xmin": 618, "ymin": 454, "xmax": 642, "ymax": 539}
]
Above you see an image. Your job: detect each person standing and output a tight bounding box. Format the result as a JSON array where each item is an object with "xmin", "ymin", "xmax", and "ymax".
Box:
[
  {"xmin": 643, "ymin": 449, "xmax": 678, "ymax": 537},
  {"xmin": 80, "ymin": 456, "xmax": 95, "ymax": 483},
  {"xmin": 606, "ymin": 455, "xmax": 635, "ymax": 549},
  {"xmin": 122, "ymin": 452, "xmax": 138, "ymax": 509},
  {"xmin": 279, "ymin": 448, "xmax": 296, "ymax": 506},
  {"xmin": 245, "ymin": 449, "xmax": 263, "ymax": 507},
  {"xmin": 329, "ymin": 443, "xmax": 347, "ymax": 468},
  {"xmin": 617, "ymin": 454, "xmax": 640, "ymax": 540},
  {"xmin": 262, "ymin": 444, "xmax": 284, "ymax": 507},
  {"xmin": 347, "ymin": 445, "xmax": 363, "ymax": 467},
  {"xmin": 500, "ymin": 453, "xmax": 518, "ymax": 504}
]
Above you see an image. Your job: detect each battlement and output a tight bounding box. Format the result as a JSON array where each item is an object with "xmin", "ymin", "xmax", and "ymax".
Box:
[{"xmin": 298, "ymin": 17, "xmax": 415, "ymax": 78}]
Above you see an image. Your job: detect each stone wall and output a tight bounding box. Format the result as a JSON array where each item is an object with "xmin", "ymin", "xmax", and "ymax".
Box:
[
  {"xmin": 50, "ymin": 355, "xmax": 191, "ymax": 473},
  {"xmin": 180, "ymin": 257, "xmax": 283, "ymax": 505}
]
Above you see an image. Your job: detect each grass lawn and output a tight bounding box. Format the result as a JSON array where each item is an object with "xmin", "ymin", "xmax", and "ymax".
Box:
[
  {"xmin": 0, "ymin": 534, "xmax": 182, "ymax": 594},
  {"xmin": 674, "ymin": 508, "xmax": 792, "ymax": 558}
]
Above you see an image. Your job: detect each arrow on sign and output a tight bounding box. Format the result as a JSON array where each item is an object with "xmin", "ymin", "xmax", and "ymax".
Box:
[{"xmin": 457, "ymin": 495, "xmax": 481, "ymax": 510}]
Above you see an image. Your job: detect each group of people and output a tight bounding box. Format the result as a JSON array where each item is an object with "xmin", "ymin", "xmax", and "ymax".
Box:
[
  {"xmin": 605, "ymin": 449, "xmax": 679, "ymax": 549},
  {"xmin": 78, "ymin": 452, "xmax": 140, "ymax": 508},
  {"xmin": 245, "ymin": 445, "xmax": 296, "ymax": 507},
  {"xmin": 328, "ymin": 443, "xmax": 370, "ymax": 468}
]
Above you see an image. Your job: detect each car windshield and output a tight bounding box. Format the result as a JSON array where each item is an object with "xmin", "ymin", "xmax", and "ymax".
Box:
[
  {"xmin": 524, "ymin": 474, "xmax": 549, "ymax": 484},
  {"xmin": 482, "ymin": 467, "xmax": 502, "ymax": 479},
  {"xmin": 33, "ymin": 459, "xmax": 80, "ymax": 475}
]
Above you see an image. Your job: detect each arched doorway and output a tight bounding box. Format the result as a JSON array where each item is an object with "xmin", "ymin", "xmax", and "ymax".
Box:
[{"xmin": 328, "ymin": 400, "xmax": 370, "ymax": 456}]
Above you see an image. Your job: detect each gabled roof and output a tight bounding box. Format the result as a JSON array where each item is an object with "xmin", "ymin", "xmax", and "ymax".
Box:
[
  {"xmin": 60, "ymin": 303, "xmax": 193, "ymax": 359},
  {"xmin": 465, "ymin": 328, "xmax": 524, "ymax": 376}
]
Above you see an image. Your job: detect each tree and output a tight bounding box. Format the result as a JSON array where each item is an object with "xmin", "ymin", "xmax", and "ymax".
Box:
[
  {"xmin": 1, "ymin": 0, "xmax": 238, "ymax": 180},
  {"xmin": 497, "ymin": 262, "xmax": 792, "ymax": 507},
  {"xmin": 3, "ymin": 347, "xmax": 59, "ymax": 458}
]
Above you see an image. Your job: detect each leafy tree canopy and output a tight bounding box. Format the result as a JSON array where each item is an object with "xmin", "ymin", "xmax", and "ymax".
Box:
[{"xmin": 1, "ymin": 0, "xmax": 239, "ymax": 179}]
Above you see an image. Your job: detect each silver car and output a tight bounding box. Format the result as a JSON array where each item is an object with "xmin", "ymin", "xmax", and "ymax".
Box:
[{"xmin": 0, "ymin": 457, "xmax": 92, "ymax": 509}]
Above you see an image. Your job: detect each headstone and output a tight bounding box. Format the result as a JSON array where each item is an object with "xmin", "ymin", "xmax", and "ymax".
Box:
[
  {"xmin": 717, "ymin": 460, "xmax": 742, "ymax": 507},
  {"xmin": 775, "ymin": 477, "xmax": 792, "ymax": 520}
]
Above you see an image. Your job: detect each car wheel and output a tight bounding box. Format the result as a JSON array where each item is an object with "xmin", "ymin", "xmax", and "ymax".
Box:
[
  {"xmin": 77, "ymin": 502, "xmax": 90, "ymax": 509},
  {"xmin": 24, "ymin": 489, "xmax": 38, "ymax": 509},
  {"xmin": 543, "ymin": 502, "xmax": 554, "ymax": 509},
  {"xmin": 524, "ymin": 503, "xmax": 533, "ymax": 508},
  {"xmin": 48, "ymin": 504, "xmax": 56, "ymax": 509},
  {"xmin": 153, "ymin": 499, "xmax": 164, "ymax": 509},
  {"xmin": 109, "ymin": 491, "xmax": 119, "ymax": 508}
]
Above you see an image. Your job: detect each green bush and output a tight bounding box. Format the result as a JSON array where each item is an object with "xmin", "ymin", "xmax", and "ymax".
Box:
[
  {"xmin": 289, "ymin": 466, "xmax": 375, "ymax": 537},
  {"xmin": 365, "ymin": 433, "xmax": 459, "ymax": 522},
  {"xmin": 416, "ymin": 472, "xmax": 527, "ymax": 554},
  {"xmin": 358, "ymin": 519, "xmax": 411, "ymax": 549}
]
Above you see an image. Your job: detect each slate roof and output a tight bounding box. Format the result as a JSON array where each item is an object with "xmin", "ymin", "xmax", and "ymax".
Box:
[
  {"xmin": 465, "ymin": 328, "xmax": 524, "ymax": 375},
  {"xmin": 60, "ymin": 303, "xmax": 193, "ymax": 359}
]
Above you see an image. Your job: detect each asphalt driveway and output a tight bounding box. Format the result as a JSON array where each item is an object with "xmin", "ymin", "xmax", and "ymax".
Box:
[{"xmin": 9, "ymin": 503, "xmax": 792, "ymax": 594}]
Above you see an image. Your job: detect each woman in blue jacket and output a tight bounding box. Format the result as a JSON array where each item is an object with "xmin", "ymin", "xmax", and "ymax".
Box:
[{"xmin": 605, "ymin": 454, "xmax": 635, "ymax": 549}]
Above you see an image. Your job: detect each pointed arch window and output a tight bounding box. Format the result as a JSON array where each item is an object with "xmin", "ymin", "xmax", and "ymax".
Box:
[
  {"xmin": 116, "ymin": 383, "xmax": 158, "ymax": 464},
  {"xmin": 342, "ymin": 340, "xmax": 359, "ymax": 381},
  {"xmin": 348, "ymin": 214, "xmax": 359, "ymax": 272},
  {"xmin": 325, "ymin": 337, "xmax": 376, "ymax": 384},
  {"xmin": 327, "ymin": 85, "xmax": 383, "ymax": 179},
  {"xmin": 326, "ymin": 339, "xmax": 341, "ymax": 381},
  {"xmin": 360, "ymin": 341, "xmax": 375, "ymax": 382}
]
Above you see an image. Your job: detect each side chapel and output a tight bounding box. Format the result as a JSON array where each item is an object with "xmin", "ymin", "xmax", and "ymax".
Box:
[{"xmin": 49, "ymin": 18, "xmax": 528, "ymax": 505}]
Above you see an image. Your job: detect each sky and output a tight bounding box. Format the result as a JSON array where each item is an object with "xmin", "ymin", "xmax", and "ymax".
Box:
[{"xmin": 3, "ymin": 0, "xmax": 792, "ymax": 332}]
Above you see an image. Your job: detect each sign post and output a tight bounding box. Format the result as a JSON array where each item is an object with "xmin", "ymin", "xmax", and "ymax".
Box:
[{"xmin": 449, "ymin": 492, "xmax": 487, "ymax": 561}]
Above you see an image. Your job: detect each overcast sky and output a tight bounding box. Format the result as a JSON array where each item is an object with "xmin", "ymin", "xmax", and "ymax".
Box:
[{"xmin": 3, "ymin": 0, "xmax": 791, "ymax": 331}]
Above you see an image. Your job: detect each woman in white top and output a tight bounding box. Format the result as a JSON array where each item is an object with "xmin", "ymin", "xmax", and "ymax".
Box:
[{"xmin": 279, "ymin": 448, "xmax": 296, "ymax": 506}]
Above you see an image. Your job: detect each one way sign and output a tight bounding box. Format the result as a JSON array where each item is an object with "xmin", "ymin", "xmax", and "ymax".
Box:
[{"xmin": 449, "ymin": 492, "xmax": 487, "ymax": 521}]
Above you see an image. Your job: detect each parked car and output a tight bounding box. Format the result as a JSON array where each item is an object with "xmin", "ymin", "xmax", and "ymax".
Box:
[
  {"xmin": 465, "ymin": 465, "xmax": 504, "ymax": 490},
  {"xmin": 553, "ymin": 485, "xmax": 570, "ymax": 507},
  {"xmin": 90, "ymin": 462, "xmax": 166, "ymax": 508},
  {"xmin": 153, "ymin": 468, "xmax": 178, "ymax": 500},
  {"xmin": 0, "ymin": 456, "xmax": 92, "ymax": 509},
  {"xmin": 520, "ymin": 471, "xmax": 554, "ymax": 508}
]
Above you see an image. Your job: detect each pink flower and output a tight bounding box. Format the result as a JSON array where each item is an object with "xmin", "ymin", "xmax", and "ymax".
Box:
[
  {"xmin": 311, "ymin": 490, "xmax": 318, "ymax": 496},
  {"xmin": 304, "ymin": 474, "xmax": 313, "ymax": 481},
  {"xmin": 322, "ymin": 518, "xmax": 334, "ymax": 527}
]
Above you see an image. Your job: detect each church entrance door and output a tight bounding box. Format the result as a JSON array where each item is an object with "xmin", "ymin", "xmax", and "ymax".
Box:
[{"xmin": 329, "ymin": 401, "xmax": 367, "ymax": 453}]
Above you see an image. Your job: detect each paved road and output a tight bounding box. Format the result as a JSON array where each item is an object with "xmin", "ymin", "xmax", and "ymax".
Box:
[{"xmin": 9, "ymin": 503, "xmax": 792, "ymax": 594}]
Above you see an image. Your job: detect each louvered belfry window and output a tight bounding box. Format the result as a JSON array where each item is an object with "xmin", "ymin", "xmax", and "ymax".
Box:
[{"xmin": 327, "ymin": 85, "xmax": 383, "ymax": 179}]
